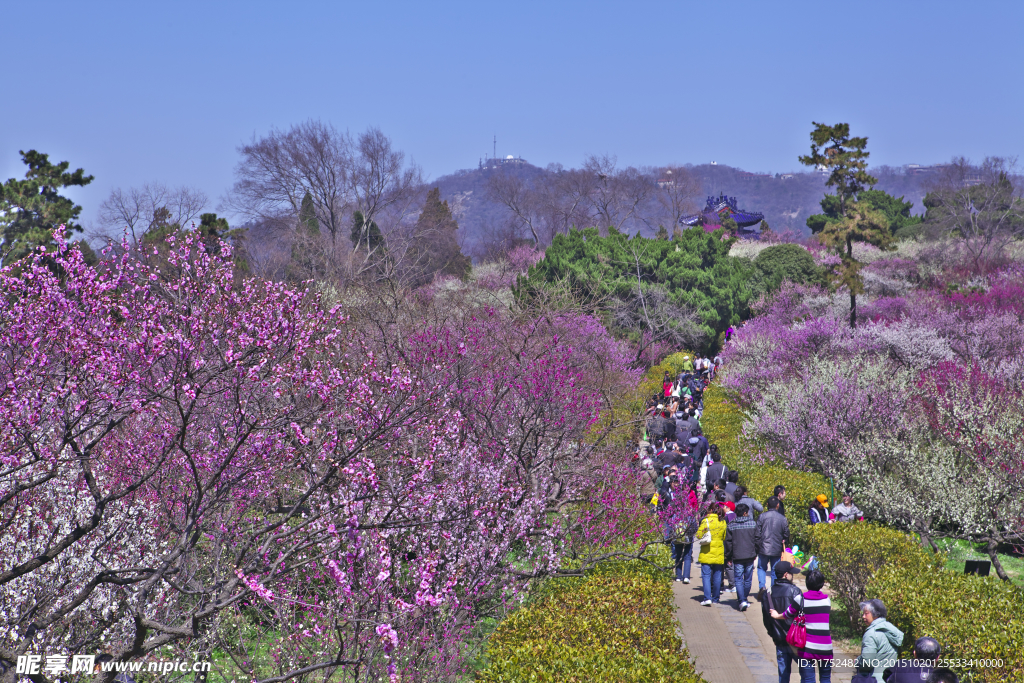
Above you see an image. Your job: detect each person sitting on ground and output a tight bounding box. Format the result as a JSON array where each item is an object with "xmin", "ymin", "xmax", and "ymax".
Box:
[
  {"xmin": 809, "ymin": 495, "xmax": 831, "ymax": 525},
  {"xmin": 761, "ymin": 561, "xmax": 803, "ymax": 683},
  {"xmin": 735, "ymin": 485, "xmax": 764, "ymax": 515},
  {"xmin": 755, "ymin": 497, "xmax": 789, "ymax": 595},
  {"xmin": 770, "ymin": 568, "xmax": 833, "ymax": 682},
  {"xmin": 832, "ymin": 494, "xmax": 863, "ymax": 522},
  {"xmin": 856, "ymin": 599, "xmax": 904, "ymax": 683},
  {"xmin": 885, "ymin": 637, "xmax": 941, "ymax": 683},
  {"xmin": 725, "ymin": 502, "xmax": 757, "ymax": 611}
]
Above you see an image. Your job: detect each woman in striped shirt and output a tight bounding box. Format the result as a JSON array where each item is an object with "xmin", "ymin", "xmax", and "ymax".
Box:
[{"xmin": 770, "ymin": 569, "xmax": 833, "ymax": 683}]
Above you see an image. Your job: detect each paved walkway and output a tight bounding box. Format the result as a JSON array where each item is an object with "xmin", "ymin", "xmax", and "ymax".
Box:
[{"xmin": 673, "ymin": 549, "xmax": 856, "ymax": 683}]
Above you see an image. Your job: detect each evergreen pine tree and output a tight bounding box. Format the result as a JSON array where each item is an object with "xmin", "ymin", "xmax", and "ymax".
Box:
[
  {"xmin": 720, "ymin": 214, "xmax": 739, "ymax": 237},
  {"xmin": 411, "ymin": 187, "xmax": 470, "ymax": 285},
  {"xmin": 818, "ymin": 201, "xmax": 894, "ymax": 328},
  {"xmin": 799, "ymin": 122, "xmax": 876, "ymax": 221},
  {"xmin": 0, "ymin": 150, "xmax": 94, "ymax": 265}
]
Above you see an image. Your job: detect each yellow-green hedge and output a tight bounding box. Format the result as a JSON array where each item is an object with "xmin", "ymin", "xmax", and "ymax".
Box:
[
  {"xmin": 870, "ymin": 561, "xmax": 1024, "ymax": 682},
  {"xmin": 701, "ymin": 383, "xmax": 830, "ymax": 549},
  {"xmin": 637, "ymin": 352, "xmax": 694, "ymax": 404},
  {"xmin": 479, "ymin": 561, "xmax": 705, "ymax": 683},
  {"xmin": 599, "ymin": 352, "xmax": 695, "ymax": 447},
  {"xmin": 807, "ymin": 522, "xmax": 939, "ymax": 628}
]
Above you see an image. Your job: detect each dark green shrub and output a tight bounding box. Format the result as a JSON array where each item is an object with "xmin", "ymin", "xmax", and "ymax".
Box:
[
  {"xmin": 752, "ymin": 243, "xmax": 823, "ymax": 293},
  {"xmin": 518, "ymin": 227, "xmax": 754, "ymax": 342}
]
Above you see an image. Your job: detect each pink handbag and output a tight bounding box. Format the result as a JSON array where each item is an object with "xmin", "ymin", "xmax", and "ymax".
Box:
[{"xmin": 786, "ymin": 612, "xmax": 807, "ymax": 649}]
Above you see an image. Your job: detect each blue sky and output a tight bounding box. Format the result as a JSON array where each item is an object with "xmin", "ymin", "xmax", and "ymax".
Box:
[{"xmin": 2, "ymin": 0, "xmax": 1022, "ymax": 227}]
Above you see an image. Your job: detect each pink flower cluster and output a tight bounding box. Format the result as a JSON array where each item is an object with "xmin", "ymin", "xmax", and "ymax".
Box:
[{"xmin": 0, "ymin": 230, "xmax": 643, "ymax": 682}]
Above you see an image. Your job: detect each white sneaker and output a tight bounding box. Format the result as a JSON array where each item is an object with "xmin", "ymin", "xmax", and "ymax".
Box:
[
  {"xmin": 740, "ymin": 601, "xmax": 749, "ymax": 611},
  {"xmin": 700, "ymin": 600, "xmax": 712, "ymax": 606},
  {"xmin": 675, "ymin": 578, "xmax": 682, "ymax": 582},
  {"xmin": 683, "ymin": 578, "xmax": 690, "ymax": 584}
]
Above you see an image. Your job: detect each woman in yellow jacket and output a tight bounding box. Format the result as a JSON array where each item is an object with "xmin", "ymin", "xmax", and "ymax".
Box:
[{"xmin": 697, "ymin": 504, "xmax": 729, "ymax": 606}]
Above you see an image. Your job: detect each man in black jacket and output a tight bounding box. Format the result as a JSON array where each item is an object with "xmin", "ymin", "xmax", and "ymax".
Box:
[
  {"xmin": 762, "ymin": 561, "xmax": 802, "ymax": 683},
  {"xmin": 725, "ymin": 503, "xmax": 757, "ymax": 611}
]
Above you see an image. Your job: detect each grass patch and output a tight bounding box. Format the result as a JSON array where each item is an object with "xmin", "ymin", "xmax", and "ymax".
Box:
[{"xmin": 935, "ymin": 538, "xmax": 1024, "ymax": 588}]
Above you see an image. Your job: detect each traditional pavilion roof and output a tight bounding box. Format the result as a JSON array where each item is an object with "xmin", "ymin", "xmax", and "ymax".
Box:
[{"xmin": 680, "ymin": 193, "xmax": 764, "ymax": 233}]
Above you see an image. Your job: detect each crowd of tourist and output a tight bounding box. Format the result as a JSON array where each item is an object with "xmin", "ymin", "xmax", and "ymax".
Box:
[{"xmin": 637, "ymin": 354, "xmax": 957, "ymax": 683}]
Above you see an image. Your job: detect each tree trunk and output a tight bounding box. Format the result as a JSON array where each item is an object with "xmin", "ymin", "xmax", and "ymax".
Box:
[
  {"xmin": 847, "ymin": 236, "xmax": 856, "ymax": 328},
  {"xmin": 985, "ymin": 540, "xmax": 1011, "ymax": 582}
]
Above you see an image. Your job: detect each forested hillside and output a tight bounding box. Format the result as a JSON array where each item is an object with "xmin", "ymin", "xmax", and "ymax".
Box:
[{"xmin": 434, "ymin": 160, "xmax": 936, "ymax": 257}]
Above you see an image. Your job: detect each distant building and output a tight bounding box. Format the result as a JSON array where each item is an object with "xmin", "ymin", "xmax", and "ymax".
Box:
[
  {"xmin": 779, "ymin": 173, "xmax": 795, "ymax": 180},
  {"xmin": 905, "ymin": 163, "xmax": 951, "ymax": 176},
  {"xmin": 680, "ymin": 193, "xmax": 764, "ymax": 238},
  {"xmin": 479, "ymin": 154, "xmax": 528, "ymax": 170}
]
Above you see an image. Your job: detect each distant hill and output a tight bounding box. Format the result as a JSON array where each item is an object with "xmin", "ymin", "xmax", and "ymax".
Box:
[{"xmin": 428, "ymin": 160, "xmax": 934, "ymax": 253}]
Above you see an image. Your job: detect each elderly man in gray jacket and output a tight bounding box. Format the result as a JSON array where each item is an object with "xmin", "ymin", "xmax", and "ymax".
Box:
[{"xmin": 754, "ymin": 496, "xmax": 789, "ymax": 596}]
